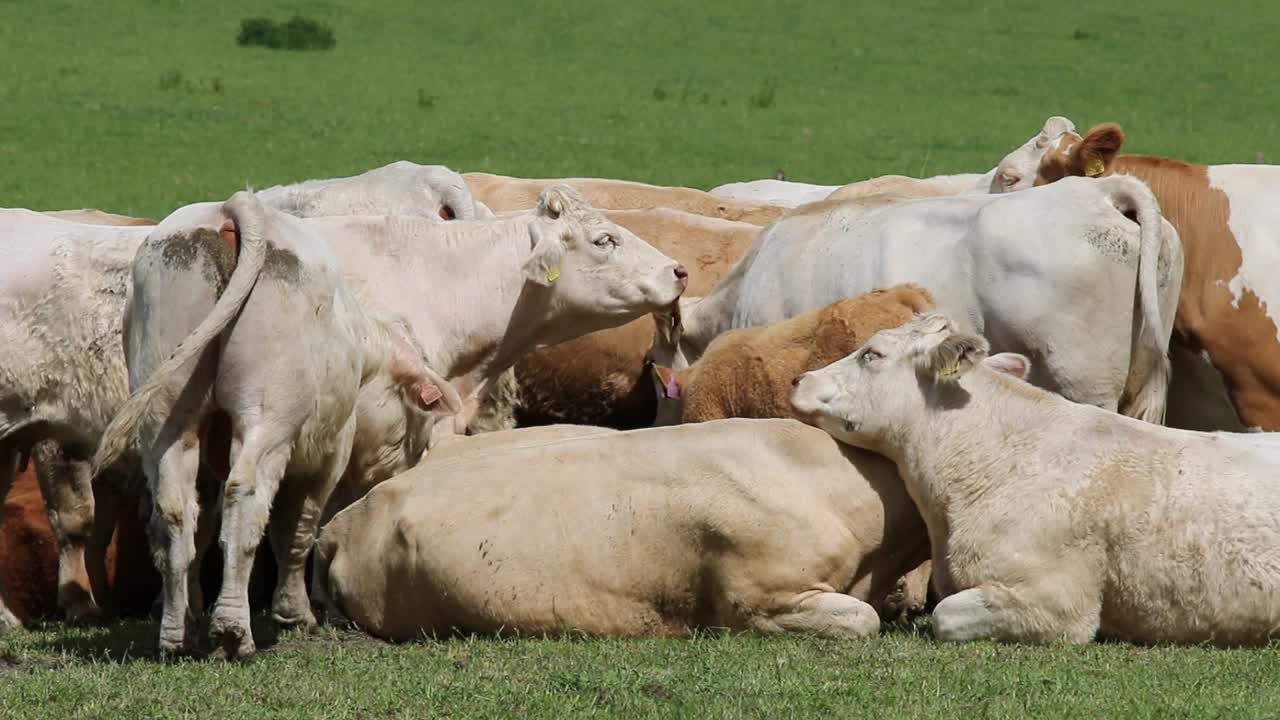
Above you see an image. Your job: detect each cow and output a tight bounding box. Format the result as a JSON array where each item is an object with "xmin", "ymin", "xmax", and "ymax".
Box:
[
  {"xmin": 650, "ymin": 284, "xmax": 935, "ymax": 426},
  {"xmin": 312, "ymin": 418, "xmax": 928, "ymax": 641},
  {"xmin": 93, "ymin": 192, "xmax": 460, "ymax": 659},
  {"xmin": 511, "ymin": 208, "xmax": 758, "ymax": 429},
  {"xmin": 1006, "ymin": 121, "xmax": 1280, "ymax": 432},
  {"xmin": 0, "ymin": 166, "xmax": 486, "ymax": 630},
  {"xmin": 708, "ymin": 179, "xmax": 839, "ymax": 207},
  {"xmin": 256, "ymin": 161, "xmax": 484, "ymax": 221},
  {"xmin": 40, "ymin": 209, "xmax": 158, "ymax": 225},
  {"xmin": 649, "ymin": 175, "xmax": 1184, "ymax": 424},
  {"xmin": 0, "ymin": 466, "xmax": 157, "ymax": 629},
  {"xmin": 463, "ymin": 172, "xmax": 787, "ymax": 226},
  {"xmin": 824, "ymin": 173, "xmax": 989, "ymax": 202},
  {"xmin": 791, "ymin": 313, "xmax": 1280, "ymax": 646}
]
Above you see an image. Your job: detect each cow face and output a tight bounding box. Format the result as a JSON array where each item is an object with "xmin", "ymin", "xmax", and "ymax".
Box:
[
  {"xmin": 989, "ymin": 116, "xmax": 1078, "ymax": 192},
  {"xmin": 791, "ymin": 313, "xmax": 1029, "ymax": 454},
  {"xmin": 1033, "ymin": 123, "xmax": 1126, "ymax": 187},
  {"xmin": 522, "ymin": 184, "xmax": 687, "ymax": 340}
]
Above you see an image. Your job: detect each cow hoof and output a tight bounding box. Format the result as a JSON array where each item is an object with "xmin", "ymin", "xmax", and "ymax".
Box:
[
  {"xmin": 65, "ymin": 603, "xmax": 105, "ymax": 627},
  {"xmin": 209, "ymin": 617, "xmax": 255, "ymax": 661},
  {"xmin": 271, "ymin": 607, "xmax": 317, "ymax": 630},
  {"xmin": 157, "ymin": 631, "xmax": 198, "ymax": 660}
]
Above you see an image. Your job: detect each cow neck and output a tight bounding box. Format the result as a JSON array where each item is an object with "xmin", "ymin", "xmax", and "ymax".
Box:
[
  {"xmin": 679, "ymin": 239, "xmax": 760, "ymax": 358},
  {"xmin": 890, "ymin": 368, "xmax": 1060, "ymax": 517}
]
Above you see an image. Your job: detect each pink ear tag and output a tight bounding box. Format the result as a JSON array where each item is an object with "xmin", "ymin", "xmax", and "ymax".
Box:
[
  {"xmin": 663, "ymin": 375, "xmax": 681, "ymax": 399},
  {"xmin": 418, "ymin": 383, "xmax": 443, "ymax": 408}
]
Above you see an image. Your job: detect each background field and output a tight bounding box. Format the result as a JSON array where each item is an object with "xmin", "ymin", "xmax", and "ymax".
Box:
[{"xmin": 3, "ymin": 0, "xmax": 1280, "ymax": 717}]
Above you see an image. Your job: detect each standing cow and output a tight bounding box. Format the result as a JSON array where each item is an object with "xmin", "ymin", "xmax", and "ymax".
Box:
[
  {"xmin": 651, "ymin": 176, "xmax": 1183, "ymax": 424},
  {"xmin": 1003, "ymin": 121, "xmax": 1280, "ymax": 432}
]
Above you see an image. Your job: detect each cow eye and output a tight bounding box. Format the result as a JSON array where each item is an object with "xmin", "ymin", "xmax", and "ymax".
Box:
[
  {"xmin": 593, "ymin": 234, "xmax": 617, "ymax": 249},
  {"xmin": 861, "ymin": 349, "xmax": 884, "ymax": 363}
]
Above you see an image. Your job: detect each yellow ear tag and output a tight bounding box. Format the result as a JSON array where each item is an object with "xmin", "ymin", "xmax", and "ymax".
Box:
[
  {"xmin": 940, "ymin": 361, "xmax": 958, "ymax": 377},
  {"xmin": 1085, "ymin": 159, "xmax": 1106, "ymax": 177},
  {"xmin": 545, "ymin": 266, "xmax": 560, "ymax": 283}
]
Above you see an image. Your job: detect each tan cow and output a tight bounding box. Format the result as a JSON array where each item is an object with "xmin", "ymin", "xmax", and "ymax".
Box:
[
  {"xmin": 1014, "ymin": 122, "xmax": 1280, "ymax": 431},
  {"xmin": 793, "ymin": 313, "xmax": 1280, "ymax": 646},
  {"xmin": 650, "ymin": 285, "xmax": 935, "ymax": 425},
  {"xmin": 511, "ymin": 208, "xmax": 760, "ymax": 428},
  {"xmin": 313, "ymin": 418, "xmax": 928, "ymax": 641},
  {"xmin": 40, "ymin": 209, "xmax": 158, "ymax": 226},
  {"xmin": 464, "ymin": 172, "xmax": 787, "ymax": 226}
]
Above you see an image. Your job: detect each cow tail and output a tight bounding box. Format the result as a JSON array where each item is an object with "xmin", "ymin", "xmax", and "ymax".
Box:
[{"xmin": 93, "ymin": 191, "xmax": 269, "ymax": 474}]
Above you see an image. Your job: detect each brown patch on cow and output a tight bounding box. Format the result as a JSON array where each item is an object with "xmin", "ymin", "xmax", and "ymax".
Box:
[
  {"xmin": 0, "ymin": 466, "xmax": 158, "ymax": 623},
  {"xmin": 158, "ymin": 228, "xmax": 237, "ymax": 291},
  {"xmin": 1035, "ymin": 123, "xmax": 1124, "ymax": 185},
  {"xmin": 678, "ymin": 284, "xmax": 934, "ymax": 423},
  {"xmin": 262, "ymin": 244, "xmax": 303, "ymax": 283},
  {"xmin": 514, "ymin": 209, "xmax": 760, "ymax": 428},
  {"xmin": 1036, "ymin": 136, "xmax": 1280, "ymax": 428}
]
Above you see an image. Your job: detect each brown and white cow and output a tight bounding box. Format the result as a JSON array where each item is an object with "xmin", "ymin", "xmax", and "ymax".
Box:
[{"xmin": 1011, "ymin": 122, "xmax": 1280, "ymax": 431}]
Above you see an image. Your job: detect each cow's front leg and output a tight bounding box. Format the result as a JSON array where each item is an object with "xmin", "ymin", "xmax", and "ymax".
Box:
[
  {"xmin": 756, "ymin": 590, "xmax": 882, "ymax": 639},
  {"xmin": 932, "ymin": 583, "xmax": 1100, "ymax": 644},
  {"xmin": 32, "ymin": 441, "xmax": 103, "ymax": 625},
  {"xmin": 0, "ymin": 443, "xmax": 21, "ymax": 631}
]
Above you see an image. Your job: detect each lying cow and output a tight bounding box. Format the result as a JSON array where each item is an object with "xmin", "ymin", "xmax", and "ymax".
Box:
[
  {"xmin": 708, "ymin": 179, "xmax": 839, "ymax": 207},
  {"xmin": 0, "ymin": 165, "xmax": 484, "ymax": 630},
  {"xmin": 791, "ymin": 313, "xmax": 1280, "ymax": 646},
  {"xmin": 651, "ymin": 175, "xmax": 1184, "ymax": 424},
  {"xmin": 463, "ymin": 172, "xmax": 787, "ymax": 226},
  {"xmin": 1004, "ymin": 121, "xmax": 1280, "ymax": 432},
  {"xmin": 313, "ymin": 418, "xmax": 928, "ymax": 641},
  {"xmin": 40, "ymin": 209, "xmax": 158, "ymax": 225},
  {"xmin": 650, "ymin": 284, "xmax": 934, "ymax": 425},
  {"xmin": 512, "ymin": 208, "xmax": 758, "ymax": 429},
  {"xmin": 94, "ymin": 192, "xmax": 458, "ymax": 659}
]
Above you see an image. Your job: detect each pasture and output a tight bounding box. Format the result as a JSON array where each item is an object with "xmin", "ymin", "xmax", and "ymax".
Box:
[{"xmin": 3, "ymin": 0, "xmax": 1280, "ymax": 717}]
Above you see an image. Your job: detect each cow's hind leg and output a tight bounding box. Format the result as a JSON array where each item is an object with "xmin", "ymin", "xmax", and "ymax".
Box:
[
  {"xmin": 32, "ymin": 440, "xmax": 103, "ymax": 625},
  {"xmin": 755, "ymin": 590, "xmax": 881, "ymax": 639},
  {"xmin": 146, "ymin": 435, "xmax": 203, "ymax": 656},
  {"xmin": 268, "ymin": 417, "xmax": 355, "ymax": 629},
  {"xmin": 209, "ymin": 435, "xmax": 292, "ymax": 661},
  {"xmin": 0, "ymin": 442, "xmax": 21, "ymax": 631},
  {"xmin": 932, "ymin": 584, "xmax": 1099, "ymax": 644}
]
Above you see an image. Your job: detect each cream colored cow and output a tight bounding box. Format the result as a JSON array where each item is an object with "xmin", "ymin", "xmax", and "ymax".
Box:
[
  {"xmin": 792, "ymin": 313, "xmax": 1280, "ymax": 646},
  {"xmin": 313, "ymin": 418, "xmax": 928, "ymax": 641}
]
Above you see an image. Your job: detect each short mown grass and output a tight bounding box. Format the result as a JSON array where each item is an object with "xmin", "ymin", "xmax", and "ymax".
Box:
[{"xmin": 3, "ymin": 620, "xmax": 1280, "ymax": 719}]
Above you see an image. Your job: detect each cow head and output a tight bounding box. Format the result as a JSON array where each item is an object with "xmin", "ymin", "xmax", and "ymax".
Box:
[
  {"xmin": 521, "ymin": 184, "xmax": 688, "ymax": 342},
  {"xmin": 1032, "ymin": 123, "xmax": 1126, "ymax": 186},
  {"xmin": 989, "ymin": 116, "xmax": 1079, "ymax": 192},
  {"xmin": 790, "ymin": 313, "xmax": 1030, "ymax": 454},
  {"xmin": 647, "ymin": 361, "xmax": 685, "ymax": 426}
]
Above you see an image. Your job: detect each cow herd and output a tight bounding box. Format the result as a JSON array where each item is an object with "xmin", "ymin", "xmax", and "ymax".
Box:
[{"xmin": 2, "ymin": 114, "xmax": 1279, "ymax": 659}]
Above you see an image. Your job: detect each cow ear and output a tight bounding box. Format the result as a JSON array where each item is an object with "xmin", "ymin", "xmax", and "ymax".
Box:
[
  {"xmin": 916, "ymin": 332, "xmax": 989, "ymax": 381},
  {"xmin": 523, "ymin": 223, "xmax": 566, "ymax": 286},
  {"xmin": 535, "ymin": 183, "xmax": 588, "ymax": 221},
  {"xmin": 984, "ymin": 353, "xmax": 1031, "ymax": 380},
  {"xmin": 649, "ymin": 363, "xmax": 682, "ymax": 400},
  {"xmin": 1073, "ymin": 123, "xmax": 1124, "ymax": 177}
]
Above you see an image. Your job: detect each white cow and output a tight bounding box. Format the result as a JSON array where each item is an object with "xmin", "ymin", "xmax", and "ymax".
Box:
[
  {"xmin": 95, "ymin": 192, "xmax": 458, "ymax": 659},
  {"xmin": 256, "ymin": 161, "xmax": 484, "ymax": 220},
  {"xmin": 0, "ymin": 164, "xmax": 489, "ymax": 631},
  {"xmin": 312, "ymin": 418, "xmax": 928, "ymax": 641},
  {"xmin": 708, "ymin": 179, "xmax": 839, "ymax": 207},
  {"xmin": 791, "ymin": 313, "xmax": 1280, "ymax": 646},
  {"xmin": 650, "ymin": 175, "xmax": 1183, "ymax": 423}
]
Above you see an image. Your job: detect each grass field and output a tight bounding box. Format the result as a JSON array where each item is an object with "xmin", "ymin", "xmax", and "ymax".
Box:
[{"xmin": 4, "ymin": 0, "xmax": 1280, "ymax": 717}]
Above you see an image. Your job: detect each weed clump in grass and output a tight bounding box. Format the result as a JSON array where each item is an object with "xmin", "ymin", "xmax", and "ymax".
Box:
[
  {"xmin": 749, "ymin": 77, "xmax": 777, "ymax": 109},
  {"xmin": 237, "ymin": 16, "xmax": 336, "ymax": 51},
  {"xmin": 158, "ymin": 69, "xmax": 184, "ymax": 90},
  {"xmin": 417, "ymin": 89, "xmax": 435, "ymax": 109}
]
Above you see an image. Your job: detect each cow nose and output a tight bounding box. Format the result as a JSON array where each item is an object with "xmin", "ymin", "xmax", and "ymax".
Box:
[
  {"xmin": 792, "ymin": 372, "xmax": 806, "ymax": 388},
  {"xmin": 673, "ymin": 265, "xmax": 689, "ymax": 289}
]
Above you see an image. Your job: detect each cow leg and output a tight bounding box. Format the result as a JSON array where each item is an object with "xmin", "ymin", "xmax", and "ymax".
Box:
[
  {"xmin": 0, "ymin": 443, "xmax": 21, "ymax": 631},
  {"xmin": 85, "ymin": 481, "xmax": 122, "ymax": 618},
  {"xmin": 209, "ymin": 436, "xmax": 292, "ymax": 661},
  {"xmin": 267, "ymin": 418, "xmax": 355, "ymax": 629},
  {"xmin": 146, "ymin": 436, "xmax": 203, "ymax": 657},
  {"xmin": 31, "ymin": 440, "xmax": 102, "ymax": 624},
  {"xmin": 932, "ymin": 584, "xmax": 1099, "ymax": 644},
  {"xmin": 755, "ymin": 590, "xmax": 881, "ymax": 639}
]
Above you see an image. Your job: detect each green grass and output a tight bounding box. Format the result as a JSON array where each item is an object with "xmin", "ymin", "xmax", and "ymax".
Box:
[
  {"xmin": 1, "ymin": 0, "xmax": 1276, "ymax": 218},
  {"xmin": 4, "ymin": 620, "xmax": 1280, "ymax": 719},
  {"xmin": 4, "ymin": 0, "xmax": 1280, "ymax": 716}
]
